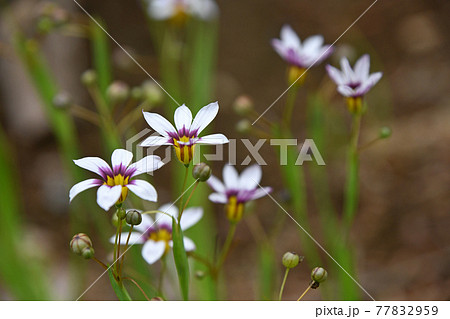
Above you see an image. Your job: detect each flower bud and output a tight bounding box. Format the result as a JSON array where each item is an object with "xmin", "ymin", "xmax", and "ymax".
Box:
[
  {"xmin": 126, "ymin": 209, "xmax": 142, "ymax": 226},
  {"xmin": 81, "ymin": 247, "xmax": 95, "ymax": 259},
  {"xmin": 311, "ymin": 267, "xmax": 327, "ymax": 283},
  {"xmin": 142, "ymin": 81, "xmax": 163, "ymax": 105},
  {"xmin": 81, "ymin": 70, "xmax": 97, "ymax": 87},
  {"xmin": 236, "ymin": 119, "xmax": 252, "ymax": 134},
  {"xmin": 192, "ymin": 163, "xmax": 212, "ymax": 182},
  {"xmin": 379, "ymin": 126, "xmax": 392, "ymax": 139},
  {"xmin": 70, "ymin": 233, "xmax": 93, "ymax": 256},
  {"xmin": 233, "ymin": 95, "xmax": 254, "ymax": 116},
  {"xmin": 195, "ymin": 270, "xmax": 205, "ymax": 279},
  {"xmin": 106, "ymin": 81, "xmax": 130, "ymax": 104},
  {"xmin": 52, "ymin": 91, "xmax": 73, "ymax": 109},
  {"xmin": 282, "ymin": 252, "xmax": 303, "ymax": 269},
  {"xmin": 116, "ymin": 207, "xmax": 126, "ymax": 220},
  {"xmin": 130, "ymin": 87, "xmax": 143, "ymax": 100},
  {"xmin": 112, "ymin": 212, "xmax": 126, "ymax": 227}
]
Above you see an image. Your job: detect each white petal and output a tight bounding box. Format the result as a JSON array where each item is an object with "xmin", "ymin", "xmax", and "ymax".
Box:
[
  {"xmin": 127, "ymin": 179, "xmax": 158, "ymax": 202},
  {"xmin": 143, "ymin": 111, "xmax": 177, "ymax": 137},
  {"xmin": 140, "ymin": 135, "xmax": 173, "ymax": 147},
  {"xmin": 73, "ymin": 157, "xmax": 111, "ymax": 178},
  {"xmin": 207, "ymin": 175, "xmax": 226, "ymax": 193},
  {"xmin": 208, "ymin": 192, "xmax": 227, "ymax": 203},
  {"xmin": 190, "ymin": 102, "xmax": 219, "ymax": 135},
  {"xmin": 326, "ymin": 64, "xmax": 345, "ymax": 85},
  {"xmin": 180, "ymin": 207, "xmax": 203, "ymax": 230},
  {"xmin": 69, "ymin": 179, "xmax": 100, "ymax": 202},
  {"xmin": 111, "ymin": 149, "xmax": 133, "ymax": 170},
  {"xmin": 280, "ymin": 25, "xmax": 300, "ymax": 48},
  {"xmin": 340, "ymin": 57, "xmax": 355, "ymax": 82},
  {"xmin": 249, "ymin": 187, "xmax": 273, "ymax": 200},
  {"xmin": 223, "ymin": 164, "xmax": 239, "ymax": 190},
  {"xmin": 356, "ymin": 72, "xmax": 383, "ymax": 96},
  {"xmin": 302, "ymin": 35, "xmax": 324, "ymax": 54},
  {"xmin": 337, "ymin": 85, "xmax": 355, "ymax": 97},
  {"xmin": 239, "ymin": 164, "xmax": 262, "ymax": 190},
  {"xmin": 109, "ymin": 232, "xmax": 145, "ymax": 245},
  {"xmin": 197, "ymin": 133, "xmax": 229, "ymax": 145},
  {"xmin": 354, "ymin": 54, "xmax": 370, "ymax": 80},
  {"xmin": 168, "ymin": 236, "xmax": 196, "ymax": 251},
  {"xmin": 141, "ymin": 240, "xmax": 166, "ymax": 264},
  {"xmin": 189, "ymin": 0, "xmax": 218, "ymax": 20},
  {"xmin": 128, "ymin": 155, "xmax": 164, "ymax": 177},
  {"xmin": 174, "ymin": 104, "xmax": 193, "ymax": 133},
  {"xmin": 96, "ymin": 185, "xmax": 122, "ymax": 211},
  {"xmin": 148, "ymin": 0, "xmax": 176, "ymax": 20},
  {"xmin": 134, "ymin": 213, "xmax": 155, "ymax": 233},
  {"xmin": 156, "ymin": 203, "xmax": 178, "ymax": 226}
]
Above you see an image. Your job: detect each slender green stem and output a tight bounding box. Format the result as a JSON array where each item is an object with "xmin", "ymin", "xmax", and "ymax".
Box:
[
  {"xmin": 188, "ymin": 251, "xmax": 214, "ymax": 272},
  {"xmin": 297, "ymin": 282, "xmax": 313, "ymax": 301},
  {"xmin": 178, "ymin": 165, "xmax": 190, "ymax": 222},
  {"xmin": 343, "ymin": 113, "xmax": 362, "ymax": 227},
  {"xmin": 215, "ymin": 223, "xmax": 237, "ymax": 272},
  {"xmin": 282, "ymin": 88, "xmax": 298, "ymax": 129},
  {"xmin": 181, "ymin": 180, "xmax": 199, "ymax": 215},
  {"xmin": 123, "ymin": 277, "xmax": 150, "ymax": 301},
  {"xmin": 358, "ymin": 136, "xmax": 381, "ymax": 152},
  {"xmin": 92, "ymin": 257, "xmax": 108, "ymax": 270},
  {"xmin": 278, "ymin": 268, "xmax": 290, "ymax": 301},
  {"xmin": 116, "ymin": 218, "xmax": 123, "ymax": 277},
  {"xmin": 119, "ymin": 225, "xmax": 134, "ymax": 274}
]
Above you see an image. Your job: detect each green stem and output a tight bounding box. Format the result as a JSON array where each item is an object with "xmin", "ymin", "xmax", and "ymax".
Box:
[
  {"xmin": 181, "ymin": 181, "xmax": 199, "ymax": 215},
  {"xmin": 278, "ymin": 268, "xmax": 290, "ymax": 301},
  {"xmin": 282, "ymin": 88, "xmax": 298, "ymax": 129},
  {"xmin": 178, "ymin": 165, "xmax": 190, "ymax": 222},
  {"xmin": 215, "ymin": 223, "xmax": 237, "ymax": 273},
  {"xmin": 119, "ymin": 225, "xmax": 134, "ymax": 274}
]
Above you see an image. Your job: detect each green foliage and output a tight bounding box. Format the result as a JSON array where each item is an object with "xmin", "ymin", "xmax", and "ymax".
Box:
[{"xmin": 172, "ymin": 218, "xmax": 190, "ymax": 300}]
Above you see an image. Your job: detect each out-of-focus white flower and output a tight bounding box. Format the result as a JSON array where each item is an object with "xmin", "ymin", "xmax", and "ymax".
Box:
[
  {"xmin": 69, "ymin": 149, "xmax": 164, "ymax": 211},
  {"xmin": 140, "ymin": 102, "xmax": 228, "ymax": 165},
  {"xmin": 272, "ymin": 25, "xmax": 333, "ymax": 69},
  {"xmin": 207, "ymin": 164, "xmax": 272, "ymax": 223},
  {"xmin": 147, "ymin": 0, "xmax": 218, "ymax": 22},
  {"xmin": 111, "ymin": 204, "xmax": 203, "ymax": 264},
  {"xmin": 326, "ymin": 54, "xmax": 382, "ymax": 113}
]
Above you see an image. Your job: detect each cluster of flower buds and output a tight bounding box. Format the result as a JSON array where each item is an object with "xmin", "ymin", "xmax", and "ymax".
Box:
[{"xmin": 70, "ymin": 233, "xmax": 95, "ymax": 259}]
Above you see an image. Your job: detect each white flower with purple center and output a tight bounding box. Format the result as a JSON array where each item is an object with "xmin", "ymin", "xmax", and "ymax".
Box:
[
  {"xmin": 140, "ymin": 102, "xmax": 229, "ymax": 165},
  {"xmin": 207, "ymin": 164, "xmax": 272, "ymax": 223},
  {"xmin": 69, "ymin": 149, "xmax": 164, "ymax": 211},
  {"xmin": 326, "ymin": 54, "xmax": 383, "ymax": 113},
  {"xmin": 147, "ymin": 0, "xmax": 218, "ymax": 22},
  {"xmin": 112, "ymin": 204, "xmax": 203, "ymax": 264},
  {"xmin": 272, "ymin": 25, "xmax": 333, "ymax": 84}
]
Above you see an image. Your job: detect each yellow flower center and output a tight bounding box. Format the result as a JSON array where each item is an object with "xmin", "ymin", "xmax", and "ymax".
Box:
[
  {"xmin": 226, "ymin": 196, "xmax": 244, "ymax": 223},
  {"xmin": 105, "ymin": 174, "xmax": 129, "ymax": 204},
  {"xmin": 173, "ymin": 136, "xmax": 195, "ymax": 165},
  {"xmin": 346, "ymin": 97, "xmax": 363, "ymax": 114},
  {"xmin": 149, "ymin": 228, "xmax": 172, "ymax": 253},
  {"xmin": 170, "ymin": 3, "xmax": 189, "ymax": 26},
  {"xmin": 288, "ymin": 65, "xmax": 306, "ymax": 87}
]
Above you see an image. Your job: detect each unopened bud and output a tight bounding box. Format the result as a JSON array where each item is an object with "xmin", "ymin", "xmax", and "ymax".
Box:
[
  {"xmin": 112, "ymin": 212, "xmax": 126, "ymax": 227},
  {"xmin": 107, "ymin": 81, "xmax": 129, "ymax": 104},
  {"xmin": 236, "ymin": 119, "xmax": 252, "ymax": 134},
  {"xmin": 130, "ymin": 87, "xmax": 143, "ymax": 100},
  {"xmin": 81, "ymin": 247, "xmax": 95, "ymax": 259},
  {"xmin": 379, "ymin": 126, "xmax": 392, "ymax": 139},
  {"xmin": 53, "ymin": 91, "xmax": 73, "ymax": 109},
  {"xmin": 116, "ymin": 207, "xmax": 126, "ymax": 220},
  {"xmin": 233, "ymin": 95, "xmax": 254, "ymax": 116},
  {"xmin": 142, "ymin": 81, "xmax": 163, "ymax": 105},
  {"xmin": 282, "ymin": 252, "xmax": 303, "ymax": 269},
  {"xmin": 70, "ymin": 233, "xmax": 93, "ymax": 256},
  {"xmin": 311, "ymin": 267, "xmax": 327, "ymax": 283},
  {"xmin": 195, "ymin": 270, "xmax": 205, "ymax": 279},
  {"xmin": 126, "ymin": 209, "xmax": 142, "ymax": 226},
  {"xmin": 81, "ymin": 70, "xmax": 97, "ymax": 87},
  {"xmin": 192, "ymin": 163, "xmax": 211, "ymax": 182}
]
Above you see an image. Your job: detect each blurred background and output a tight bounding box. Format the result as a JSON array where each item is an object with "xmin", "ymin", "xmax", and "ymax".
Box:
[{"xmin": 0, "ymin": 0, "xmax": 449, "ymax": 300}]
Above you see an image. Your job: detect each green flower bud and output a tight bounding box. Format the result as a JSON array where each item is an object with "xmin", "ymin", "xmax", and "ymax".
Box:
[
  {"xmin": 112, "ymin": 212, "xmax": 126, "ymax": 227},
  {"xmin": 126, "ymin": 209, "xmax": 142, "ymax": 226},
  {"xmin": 131, "ymin": 87, "xmax": 143, "ymax": 100},
  {"xmin": 52, "ymin": 92, "xmax": 73, "ymax": 109},
  {"xmin": 282, "ymin": 252, "xmax": 303, "ymax": 269},
  {"xmin": 106, "ymin": 81, "xmax": 130, "ymax": 104},
  {"xmin": 379, "ymin": 126, "xmax": 392, "ymax": 139},
  {"xmin": 233, "ymin": 95, "xmax": 254, "ymax": 116},
  {"xmin": 81, "ymin": 70, "xmax": 97, "ymax": 87},
  {"xmin": 116, "ymin": 207, "xmax": 126, "ymax": 220},
  {"xmin": 311, "ymin": 267, "xmax": 327, "ymax": 283},
  {"xmin": 70, "ymin": 233, "xmax": 93, "ymax": 256},
  {"xmin": 236, "ymin": 119, "xmax": 252, "ymax": 134},
  {"xmin": 81, "ymin": 247, "xmax": 95, "ymax": 259},
  {"xmin": 192, "ymin": 163, "xmax": 212, "ymax": 182},
  {"xmin": 142, "ymin": 81, "xmax": 163, "ymax": 105}
]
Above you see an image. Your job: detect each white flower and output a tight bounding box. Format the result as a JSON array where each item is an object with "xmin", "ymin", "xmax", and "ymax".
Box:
[
  {"xmin": 147, "ymin": 0, "xmax": 218, "ymax": 21},
  {"xmin": 326, "ymin": 54, "xmax": 382, "ymax": 98},
  {"xmin": 207, "ymin": 164, "xmax": 272, "ymax": 222},
  {"xmin": 271, "ymin": 25, "xmax": 333, "ymax": 69},
  {"xmin": 112, "ymin": 204, "xmax": 203, "ymax": 264},
  {"xmin": 140, "ymin": 102, "xmax": 229, "ymax": 165},
  {"xmin": 69, "ymin": 149, "xmax": 164, "ymax": 211}
]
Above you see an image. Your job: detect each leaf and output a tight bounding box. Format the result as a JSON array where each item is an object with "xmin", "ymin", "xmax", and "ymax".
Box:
[
  {"xmin": 171, "ymin": 217, "xmax": 190, "ymax": 300},
  {"xmin": 107, "ymin": 268, "xmax": 132, "ymax": 301}
]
